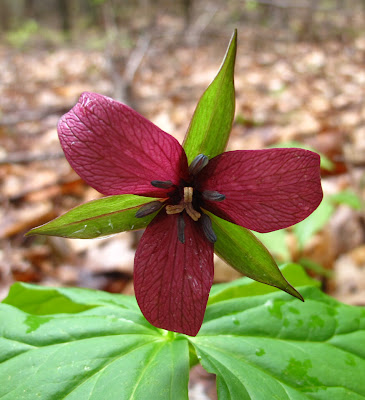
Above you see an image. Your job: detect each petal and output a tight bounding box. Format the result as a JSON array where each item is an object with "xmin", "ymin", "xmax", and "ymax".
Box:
[
  {"xmin": 198, "ymin": 148, "xmax": 323, "ymax": 233},
  {"xmin": 134, "ymin": 212, "xmax": 214, "ymax": 336},
  {"xmin": 58, "ymin": 92, "xmax": 188, "ymax": 197}
]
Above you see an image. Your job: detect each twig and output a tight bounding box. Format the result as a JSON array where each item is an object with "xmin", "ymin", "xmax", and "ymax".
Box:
[
  {"xmin": 0, "ymin": 106, "xmax": 70, "ymax": 126},
  {"xmin": 0, "ymin": 151, "xmax": 65, "ymax": 165},
  {"xmin": 244, "ymin": 0, "xmax": 340, "ymax": 11},
  {"xmin": 124, "ymin": 33, "xmax": 151, "ymax": 87},
  {"xmin": 186, "ymin": 5, "xmax": 219, "ymax": 45},
  {"xmin": 102, "ymin": 1, "xmax": 152, "ymax": 105},
  {"xmin": 119, "ymin": 32, "xmax": 151, "ymax": 106}
]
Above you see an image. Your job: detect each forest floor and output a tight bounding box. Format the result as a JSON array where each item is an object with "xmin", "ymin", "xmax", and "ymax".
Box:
[{"xmin": 0, "ymin": 22, "xmax": 365, "ymax": 399}]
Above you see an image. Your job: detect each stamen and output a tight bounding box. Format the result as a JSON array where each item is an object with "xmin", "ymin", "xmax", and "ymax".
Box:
[
  {"xmin": 189, "ymin": 154, "xmax": 209, "ymax": 175},
  {"xmin": 201, "ymin": 213, "xmax": 217, "ymax": 243},
  {"xmin": 166, "ymin": 204, "xmax": 185, "ymax": 214},
  {"xmin": 202, "ymin": 190, "xmax": 226, "ymax": 202},
  {"xmin": 151, "ymin": 180, "xmax": 173, "ymax": 189},
  {"xmin": 177, "ymin": 214, "xmax": 185, "ymax": 243},
  {"xmin": 135, "ymin": 201, "xmax": 163, "ymax": 218}
]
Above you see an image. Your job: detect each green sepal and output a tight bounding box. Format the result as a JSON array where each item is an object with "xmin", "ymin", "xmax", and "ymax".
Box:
[
  {"xmin": 26, "ymin": 194, "xmax": 161, "ymax": 239},
  {"xmin": 209, "ymin": 212, "xmax": 303, "ymax": 301},
  {"xmin": 183, "ymin": 29, "xmax": 237, "ymax": 164}
]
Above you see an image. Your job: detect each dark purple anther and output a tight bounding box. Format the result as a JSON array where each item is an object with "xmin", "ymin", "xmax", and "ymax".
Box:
[
  {"xmin": 202, "ymin": 190, "xmax": 226, "ymax": 202},
  {"xmin": 200, "ymin": 213, "xmax": 217, "ymax": 243},
  {"xmin": 189, "ymin": 154, "xmax": 209, "ymax": 175},
  {"xmin": 151, "ymin": 180, "xmax": 173, "ymax": 189},
  {"xmin": 135, "ymin": 201, "xmax": 163, "ymax": 218},
  {"xmin": 177, "ymin": 214, "xmax": 186, "ymax": 244}
]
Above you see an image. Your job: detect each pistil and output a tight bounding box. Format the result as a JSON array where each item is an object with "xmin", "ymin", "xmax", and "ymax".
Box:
[{"xmin": 166, "ymin": 186, "xmax": 201, "ymax": 221}]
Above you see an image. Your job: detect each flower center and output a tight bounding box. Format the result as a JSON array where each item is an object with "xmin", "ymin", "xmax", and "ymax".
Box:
[
  {"xmin": 136, "ymin": 155, "xmax": 225, "ymax": 244},
  {"xmin": 165, "ymin": 187, "xmax": 201, "ymax": 221}
]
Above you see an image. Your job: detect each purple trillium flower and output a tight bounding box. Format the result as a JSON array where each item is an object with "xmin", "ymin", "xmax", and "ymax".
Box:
[{"xmin": 58, "ymin": 92, "xmax": 323, "ymax": 336}]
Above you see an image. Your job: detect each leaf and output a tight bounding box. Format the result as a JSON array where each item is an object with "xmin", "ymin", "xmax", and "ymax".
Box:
[
  {"xmin": 191, "ymin": 274, "xmax": 365, "ymax": 400},
  {"xmin": 26, "ymin": 194, "xmax": 160, "ymax": 239},
  {"xmin": 1, "ymin": 270, "xmax": 364, "ymax": 400},
  {"xmin": 270, "ymin": 141, "xmax": 335, "ymax": 171},
  {"xmin": 210, "ymin": 212, "xmax": 303, "ymax": 301},
  {"xmin": 0, "ymin": 283, "xmax": 189, "ymax": 400},
  {"xmin": 183, "ymin": 30, "xmax": 237, "ymax": 164},
  {"xmin": 298, "ymin": 258, "xmax": 334, "ymax": 279},
  {"xmin": 293, "ymin": 195, "xmax": 334, "ymax": 249},
  {"xmin": 208, "ymin": 263, "xmax": 320, "ymax": 305},
  {"xmin": 253, "ymin": 229, "xmax": 290, "ymax": 261},
  {"xmin": 293, "ymin": 191, "xmax": 362, "ymax": 249},
  {"xmin": 330, "ymin": 190, "xmax": 362, "ymax": 210},
  {"xmin": 2, "ymin": 283, "xmax": 95, "ymax": 315}
]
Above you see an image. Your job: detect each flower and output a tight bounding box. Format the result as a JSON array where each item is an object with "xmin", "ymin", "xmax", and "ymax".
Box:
[{"xmin": 57, "ymin": 92, "xmax": 322, "ymax": 336}]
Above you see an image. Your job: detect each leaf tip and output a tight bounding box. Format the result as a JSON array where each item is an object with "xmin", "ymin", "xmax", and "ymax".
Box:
[
  {"xmin": 25, "ymin": 223, "xmax": 51, "ymax": 237},
  {"xmin": 227, "ymin": 29, "xmax": 237, "ymax": 59},
  {"xmin": 25, "ymin": 227, "xmax": 38, "ymax": 237},
  {"xmin": 285, "ymin": 285, "xmax": 304, "ymax": 302}
]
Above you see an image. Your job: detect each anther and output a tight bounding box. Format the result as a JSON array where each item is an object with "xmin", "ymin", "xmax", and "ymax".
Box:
[
  {"xmin": 200, "ymin": 213, "xmax": 217, "ymax": 243},
  {"xmin": 151, "ymin": 180, "xmax": 173, "ymax": 189},
  {"xmin": 135, "ymin": 201, "xmax": 163, "ymax": 218},
  {"xmin": 177, "ymin": 214, "xmax": 185, "ymax": 244},
  {"xmin": 202, "ymin": 190, "xmax": 226, "ymax": 202},
  {"xmin": 189, "ymin": 154, "xmax": 209, "ymax": 175}
]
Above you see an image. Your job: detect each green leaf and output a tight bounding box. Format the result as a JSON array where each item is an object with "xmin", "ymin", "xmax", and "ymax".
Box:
[
  {"xmin": 293, "ymin": 195, "xmax": 334, "ymax": 249},
  {"xmin": 271, "ymin": 141, "xmax": 334, "ymax": 171},
  {"xmin": 245, "ymin": 0, "xmax": 259, "ymax": 11},
  {"xmin": 2, "ymin": 283, "xmax": 95, "ymax": 315},
  {"xmin": 330, "ymin": 190, "xmax": 362, "ymax": 210},
  {"xmin": 0, "ymin": 283, "xmax": 189, "ymax": 400},
  {"xmin": 210, "ymin": 212, "xmax": 303, "ymax": 301},
  {"xmin": 293, "ymin": 191, "xmax": 362, "ymax": 249},
  {"xmin": 253, "ymin": 229, "xmax": 290, "ymax": 262},
  {"xmin": 192, "ymin": 277, "xmax": 365, "ymax": 399},
  {"xmin": 183, "ymin": 30, "xmax": 237, "ymax": 164},
  {"xmin": 209, "ymin": 263, "xmax": 320, "ymax": 305},
  {"xmin": 26, "ymin": 194, "xmax": 159, "ymax": 239},
  {"xmin": 1, "ymin": 270, "xmax": 364, "ymax": 400},
  {"xmin": 299, "ymin": 258, "xmax": 334, "ymax": 279}
]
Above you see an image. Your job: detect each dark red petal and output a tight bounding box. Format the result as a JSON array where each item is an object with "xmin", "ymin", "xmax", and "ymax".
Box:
[
  {"xmin": 134, "ymin": 212, "xmax": 214, "ymax": 336},
  {"xmin": 58, "ymin": 92, "xmax": 188, "ymax": 197},
  {"xmin": 198, "ymin": 148, "xmax": 323, "ymax": 233}
]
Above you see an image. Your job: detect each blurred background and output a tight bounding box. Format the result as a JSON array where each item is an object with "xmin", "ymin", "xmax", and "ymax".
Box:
[{"xmin": 0, "ymin": 0, "xmax": 364, "ymax": 396}]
